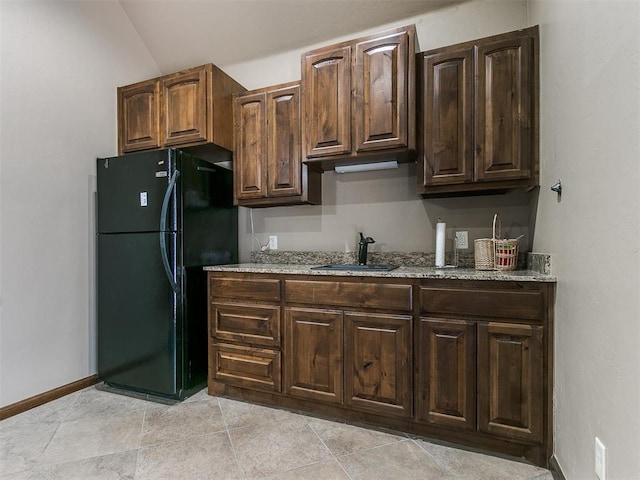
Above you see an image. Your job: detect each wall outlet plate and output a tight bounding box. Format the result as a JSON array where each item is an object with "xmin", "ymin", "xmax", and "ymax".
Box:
[
  {"xmin": 268, "ymin": 235, "xmax": 278, "ymax": 250},
  {"xmin": 455, "ymin": 231, "xmax": 469, "ymax": 249}
]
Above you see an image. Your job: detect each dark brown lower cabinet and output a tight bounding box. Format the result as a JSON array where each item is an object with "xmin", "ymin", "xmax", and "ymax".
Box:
[
  {"xmin": 207, "ymin": 272, "xmax": 554, "ymax": 468},
  {"xmin": 417, "ymin": 318, "xmax": 476, "ymax": 430},
  {"xmin": 211, "ymin": 343, "xmax": 281, "ymax": 392},
  {"xmin": 345, "ymin": 312, "xmax": 412, "ymax": 417},
  {"xmin": 478, "ymin": 322, "xmax": 544, "ymax": 443},
  {"xmin": 284, "ymin": 307, "xmax": 343, "ymax": 403}
]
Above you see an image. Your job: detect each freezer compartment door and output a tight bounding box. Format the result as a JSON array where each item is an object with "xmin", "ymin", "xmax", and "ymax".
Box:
[
  {"xmin": 97, "ymin": 231, "xmax": 182, "ymax": 397},
  {"xmin": 97, "ymin": 151, "xmax": 177, "ymax": 234}
]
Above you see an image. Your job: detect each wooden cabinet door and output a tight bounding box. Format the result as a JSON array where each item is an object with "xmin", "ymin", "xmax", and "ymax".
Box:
[
  {"xmin": 475, "ymin": 33, "xmax": 532, "ymax": 182},
  {"xmin": 344, "ymin": 312, "xmax": 412, "ymax": 417},
  {"xmin": 267, "ymin": 84, "xmax": 301, "ymax": 197},
  {"xmin": 234, "ymin": 92, "xmax": 267, "ymax": 200},
  {"xmin": 417, "ymin": 318, "xmax": 476, "ymax": 430},
  {"xmin": 162, "ymin": 66, "xmax": 208, "ymax": 147},
  {"xmin": 420, "ymin": 47, "xmax": 474, "ymax": 186},
  {"xmin": 303, "ymin": 46, "xmax": 351, "ymax": 158},
  {"xmin": 478, "ymin": 322, "xmax": 543, "ymax": 443},
  {"xmin": 354, "ymin": 31, "xmax": 409, "ymax": 152},
  {"xmin": 284, "ymin": 308, "xmax": 343, "ymax": 404},
  {"xmin": 118, "ymin": 79, "xmax": 161, "ymax": 154}
]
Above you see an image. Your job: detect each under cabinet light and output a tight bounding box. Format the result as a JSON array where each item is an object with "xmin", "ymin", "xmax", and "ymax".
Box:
[{"xmin": 334, "ymin": 160, "xmax": 398, "ymax": 174}]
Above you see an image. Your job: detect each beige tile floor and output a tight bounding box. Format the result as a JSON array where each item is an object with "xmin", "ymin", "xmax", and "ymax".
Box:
[{"xmin": 1, "ymin": 385, "xmax": 554, "ymax": 479}]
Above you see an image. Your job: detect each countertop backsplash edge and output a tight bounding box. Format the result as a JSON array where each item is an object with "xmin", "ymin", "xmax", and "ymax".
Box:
[
  {"xmin": 202, "ymin": 250, "xmax": 556, "ymax": 282},
  {"xmin": 250, "ymin": 250, "xmax": 551, "ymax": 274}
]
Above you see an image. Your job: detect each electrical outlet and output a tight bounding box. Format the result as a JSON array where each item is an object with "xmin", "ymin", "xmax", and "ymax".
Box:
[
  {"xmin": 455, "ymin": 231, "xmax": 469, "ymax": 249},
  {"xmin": 595, "ymin": 437, "xmax": 606, "ymax": 480},
  {"xmin": 268, "ymin": 235, "xmax": 278, "ymax": 250}
]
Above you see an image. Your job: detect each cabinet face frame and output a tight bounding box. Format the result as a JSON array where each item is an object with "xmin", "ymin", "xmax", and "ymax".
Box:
[
  {"xmin": 354, "ymin": 31, "xmax": 409, "ymax": 153},
  {"xmin": 118, "ymin": 80, "xmax": 161, "ymax": 153}
]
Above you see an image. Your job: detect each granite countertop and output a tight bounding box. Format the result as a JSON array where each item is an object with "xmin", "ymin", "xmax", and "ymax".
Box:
[{"xmin": 203, "ymin": 263, "xmax": 556, "ymax": 282}]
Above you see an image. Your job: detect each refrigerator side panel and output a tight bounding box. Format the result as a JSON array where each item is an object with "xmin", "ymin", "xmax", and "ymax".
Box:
[
  {"xmin": 181, "ymin": 266, "xmax": 209, "ymax": 393},
  {"xmin": 180, "ymin": 156, "xmax": 238, "ymax": 267},
  {"xmin": 177, "ymin": 154, "xmax": 237, "ymax": 395},
  {"xmin": 97, "ymin": 232, "xmax": 181, "ymax": 397}
]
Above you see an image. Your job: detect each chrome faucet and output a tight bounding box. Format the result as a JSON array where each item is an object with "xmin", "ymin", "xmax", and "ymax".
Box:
[{"xmin": 357, "ymin": 232, "xmax": 375, "ymax": 265}]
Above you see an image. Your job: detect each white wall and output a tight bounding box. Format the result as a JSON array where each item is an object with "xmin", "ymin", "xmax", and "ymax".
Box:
[
  {"xmin": 0, "ymin": 0, "xmax": 160, "ymax": 406},
  {"xmin": 528, "ymin": 1, "xmax": 640, "ymax": 478},
  {"xmin": 222, "ymin": 0, "xmax": 533, "ymax": 262}
]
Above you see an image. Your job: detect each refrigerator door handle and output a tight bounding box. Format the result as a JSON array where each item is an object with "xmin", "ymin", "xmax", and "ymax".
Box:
[{"xmin": 160, "ymin": 169, "xmax": 180, "ymax": 293}]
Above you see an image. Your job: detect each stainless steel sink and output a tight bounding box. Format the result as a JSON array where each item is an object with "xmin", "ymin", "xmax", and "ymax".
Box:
[{"xmin": 310, "ymin": 264, "xmax": 399, "ymax": 272}]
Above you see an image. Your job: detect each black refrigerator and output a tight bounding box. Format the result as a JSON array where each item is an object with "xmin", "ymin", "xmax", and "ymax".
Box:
[{"xmin": 96, "ymin": 149, "xmax": 237, "ymax": 400}]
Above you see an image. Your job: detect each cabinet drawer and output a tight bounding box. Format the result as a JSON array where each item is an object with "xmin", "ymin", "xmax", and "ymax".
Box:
[
  {"xmin": 211, "ymin": 303, "xmax": 280, "ymax": 347},
  {"xmin": 284, "ymin": 280, "xmax": 412, "ymax": 312},
  {"xmin": 211, "ymin": 343, "xmax": 281, "ymax": 393},
  {"xmin": 420, "ymin": 286, "xmax": 545, "ymax": 321},
  {"xmin": 209, "ymin": 275, "xmax": 281, "ymax": 302}
]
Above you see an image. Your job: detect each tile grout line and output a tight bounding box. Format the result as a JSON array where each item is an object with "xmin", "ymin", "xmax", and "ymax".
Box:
[
  {"xmin": 408, "ymin": 436, "xmax": 454, "ymax": 475},
  {"xmin": 302, "ymin": 415, "xmax": 351, "ymax": 466},
  {"xmin": 216, "ymin": 397, "xmax": 249, "ymax": 480},
  {"xmin": 35, "ymin": 387, "xmax": 87, "ymax": 465},
  {"xmin": 303, "ymin": 415, "xmax": 355, "ymax": 480},
  {"xmin": 132, "ymin": 406, "xmax": 149, "ymax": 479}
]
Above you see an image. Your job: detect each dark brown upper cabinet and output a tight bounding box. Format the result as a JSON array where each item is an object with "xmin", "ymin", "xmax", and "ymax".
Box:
[
  {"xmin": 118, "ymin": 79, "xmax": 162, "ymax": 153},
  {"xmin": 233, "ymin": 82, "xmax": 321, "ymax": 207},
  {"xmin": 118, "ymin": 64, "xmax": 245, "ymax": 155},
  {"xmin": 417, "ymin": 26, "xmax": 539, "ymax": 196},
  {"xmin": 302, "ymin": 25, "xmax": 417, "ymax": 171}
]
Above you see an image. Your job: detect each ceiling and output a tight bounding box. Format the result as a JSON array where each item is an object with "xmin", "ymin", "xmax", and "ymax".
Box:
[{"xmin": 118, "ymin": 0, "xmax": 463, "ymax": 74}]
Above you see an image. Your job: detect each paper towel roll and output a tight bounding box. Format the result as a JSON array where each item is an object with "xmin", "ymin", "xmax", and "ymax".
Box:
[{"xmin": 435, "ymin": 221, "xmax": 446, "ymax": 267}]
